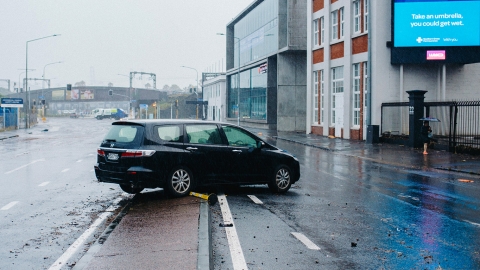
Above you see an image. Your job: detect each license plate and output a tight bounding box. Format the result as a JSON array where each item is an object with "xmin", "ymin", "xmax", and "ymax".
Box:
[{"xmin": 107, "ymin": 153, "xmax": 119, "ymax": 160}]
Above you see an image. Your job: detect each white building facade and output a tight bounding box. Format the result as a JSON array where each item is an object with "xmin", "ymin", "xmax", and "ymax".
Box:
[
  {"xmin": 203, "ymin": 74, "xmax": 226, "ymax": 122},
  {"xmin": 307, "ymin": 0, "xmax": 480, "ymax": 140}
]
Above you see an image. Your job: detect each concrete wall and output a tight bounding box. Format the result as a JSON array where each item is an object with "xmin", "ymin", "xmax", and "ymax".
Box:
[
  {"xmin": 277, "ymin": 52, "xmax": 307, "ymax": 132},
  {"xmin": 288, "ymin": 0, "xmax": 308, "ymax": 50}
]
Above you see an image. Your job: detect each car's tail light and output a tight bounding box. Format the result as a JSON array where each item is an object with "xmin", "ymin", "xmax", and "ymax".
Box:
[
  {"xmin": 97, "ymin": 149, "xmax": 105, "ymax": 157},
  {"xmin": 121, "ymin": 150, "xmax": 156, "ymax": 158}
]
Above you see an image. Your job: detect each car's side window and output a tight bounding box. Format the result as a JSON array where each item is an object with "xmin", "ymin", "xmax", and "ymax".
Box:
[
  {"xmin": 185, "ymin": 124, "xmax": 223, "ymax": 145},
  {"xmin": 156, "ymin": 125, "xmax": 182, "ymax": 143},
  {"xmin": 222, "ymin": 125, "xmax": 257, "ymax": 148}
]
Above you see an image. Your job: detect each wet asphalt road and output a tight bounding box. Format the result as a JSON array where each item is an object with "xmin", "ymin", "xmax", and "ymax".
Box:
[
  {"xmin": 0, "ymin": 118, "xmax": 124, "ymax": 269},
  {"xmin": 211, "ymin": 138, "xmax": 480, "ymax": 269},
  {"xmin": 2, "ymin": 117, "xmax": 480, "ymax": 269}
]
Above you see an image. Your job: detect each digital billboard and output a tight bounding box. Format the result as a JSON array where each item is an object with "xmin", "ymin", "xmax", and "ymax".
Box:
[{"xmin": 391, "ymin": 0, "xmax": 480, "ymax": 64}]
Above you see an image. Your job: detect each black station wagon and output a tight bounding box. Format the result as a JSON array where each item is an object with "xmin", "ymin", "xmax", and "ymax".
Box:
[{"xmin": 94, "ymin": 120, "xmax": 300, "ymax": 197}]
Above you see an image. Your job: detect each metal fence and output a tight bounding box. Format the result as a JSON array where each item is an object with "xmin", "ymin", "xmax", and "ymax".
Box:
[{"xmin": 381, "ymin": 101, "xmax": 480, "ymax": 154}]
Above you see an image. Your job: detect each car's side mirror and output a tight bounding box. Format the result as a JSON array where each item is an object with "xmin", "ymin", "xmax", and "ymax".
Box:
[{"xmin": 256, "ymin": 141, "xmax": 265, "ymax": 149}]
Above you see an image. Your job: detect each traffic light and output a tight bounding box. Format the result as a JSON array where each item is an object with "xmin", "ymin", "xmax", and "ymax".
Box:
[
  {"xmin": 109, "ymin": 89, "xmax": 113, "ymax": 96},
  {"xmin": 67, "ymin": 84, "xmax": 72, "ymax": 90}
]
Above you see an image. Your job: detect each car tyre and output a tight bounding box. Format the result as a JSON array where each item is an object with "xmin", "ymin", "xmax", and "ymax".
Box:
[
  {"xmin": 166, "ymin": 166, "xmax": 193, "ymax": 197},
  {"xmin": 119, "ymin": 184, "xmax": 144, "ymax": 194},
  {"xmin": 268, "ymin": 165, "xmax": 292, "ymax": 193}
]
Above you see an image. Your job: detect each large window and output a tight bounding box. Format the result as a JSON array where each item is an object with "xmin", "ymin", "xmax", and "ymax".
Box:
[
  {"xmin": 364, "ymin": 0, "xmax": 368, "ymax": 32},
  {"xmin": 332, "ymin": 66, "xmax": 344, "ymax": 94},
  {"xmin": 233, "ymin": 0, "xmax": 279, "ymax": 68},
  {"xmin": 353, "ymin": 0, "xmax": 361, "ymax": 33},
  {"xmin": 313, "ymin": 71, "xmax": 319, "ymax": 123},
  {"xmin": 320, "ymin": 70, "xmax": 324, "ymax": 124},
  {"xmin": 228, "ymin": 66, "xmax": 267, "ymax": 121},
  {"xmin": 315, "ymin": 17, "xmax": 325, "ymax": 46},
  {"xmin": 352, "ymin": 64, "xmax": 361, "ymax": 127},
  {"xmin": 363, "ymin": 62, "xmax": 368, "ymax": 125},
  {"xmin": 331, "ymin": 8, "xmax": 344, "ymax": 41}
]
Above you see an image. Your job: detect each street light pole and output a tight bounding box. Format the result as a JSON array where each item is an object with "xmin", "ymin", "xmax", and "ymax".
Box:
[
  {"xmin": 180, "ymin": 65, "xmax": 199, "ymax": 119},
  {"xmin": 42, "ymin": 61, "xmax": 63, "ymax": 90},
  {"xmin": 217, "ymin": 33, "xmax": 240, "ymax": 126},
  {"xmin": 25, "ymin": 34, "xmax": 60, "ymax": 129}
]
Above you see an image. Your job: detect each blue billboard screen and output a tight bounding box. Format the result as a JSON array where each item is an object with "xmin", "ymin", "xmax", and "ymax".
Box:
[{"xmin": 394, "ymin": 0, "xmax": 480, "ymax": 47}]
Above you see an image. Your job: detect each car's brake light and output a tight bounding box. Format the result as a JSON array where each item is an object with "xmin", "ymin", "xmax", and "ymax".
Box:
[
  {"xmin": 97, "ymin": 149, "xmax": 105, "ymax": 157},
  {"xmin": 121, "ymin": 150, "xmax": 156, "ymax": 158}
]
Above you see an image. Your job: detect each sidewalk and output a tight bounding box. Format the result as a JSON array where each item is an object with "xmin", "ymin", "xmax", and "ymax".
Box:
[{"xmin": 254, "ymin": 128, "xmax": 480, "ymax": 176}]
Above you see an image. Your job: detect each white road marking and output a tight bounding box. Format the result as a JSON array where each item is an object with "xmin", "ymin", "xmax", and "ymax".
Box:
[
  {"xmin": 464, "ymin": 219, "xmax": 480, "ymax": 227},
  {"xmin": 291, "ymin": 232, "xmax": 321, "ymax": 250},
  {"xmin": 61, "ymin": 168, "xmax": 70, "ymax": 173},
  {"xmin": 1, "ymin": 201, "xmax": 19, "ymax": 210},
  {"xmin": 38, "ymin": 182, "xmax": 50, "ymax": 187},
  {"xmin": 76, "ymin": 159, "xmax": 83, "ymax": 163},
  {"xmin": 218, "ymin": 194, "xmax": 248, "ymax": 270},
  {"xmin": 49, "ymin": 196, "xmax": 124, "ymax": 270},
  {"xmin": 247, "ymin": 195, "xmax": 263, "ymax": 204},
  {"xmin": 5, "ymin": 159, "xmax": 45, "ymax": 174}
]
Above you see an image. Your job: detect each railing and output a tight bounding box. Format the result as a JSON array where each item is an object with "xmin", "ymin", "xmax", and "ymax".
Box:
[{"xmin": 381, "ymin": 101, "xmax": 480, "ymax": 154}]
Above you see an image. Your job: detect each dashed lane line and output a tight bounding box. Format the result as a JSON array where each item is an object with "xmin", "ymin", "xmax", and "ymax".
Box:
[
  {"xmin": 291, "ymin": 232, "xmax": 321, "ymax": 250},
  {"xmin": 247, "ymin": 195, "xmax": 263, "ymax": 204},
  {"xmin": 38, "ymin": 182, "xmax": 50, "ymax": 187},
  {"xmin": 218, "ymin": 194, "xmax": 248, "ymax": 270},
  {"xmin": 1, "ymin": 201, "xmax": 19, "ymax": 210},
  {"xmin": 76, "ymin": 159, "xmax": 83, "ymax": 163},
  {"xmin": 61, "ymin": 168, "xmax": 70, "ymax": 173},
  {"xmin": 4, "ymin": 159, "xmax": 45, "ymax": 174}
]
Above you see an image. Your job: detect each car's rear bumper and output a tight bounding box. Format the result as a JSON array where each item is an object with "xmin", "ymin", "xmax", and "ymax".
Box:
[{"xmin": 94, "ymin": 163, "xmax": 162, "ymax": 188}]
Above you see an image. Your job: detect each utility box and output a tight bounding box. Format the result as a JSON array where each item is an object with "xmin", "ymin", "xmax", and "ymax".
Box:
[{"xmin": 367, "ymin": 125, "xmax": 379, "ymax": 144}]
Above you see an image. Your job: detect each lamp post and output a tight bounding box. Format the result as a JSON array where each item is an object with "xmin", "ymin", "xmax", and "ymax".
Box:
[
  {"xmin": 18, "ymin": 69, "xmax": 35, "ymax": 93},
  {"xmin": 180, "ymin": 65, "xmax": 199, "ymax": 119},
  {"xmin": 25, "ymin": 34, "xmax": 60, "ymax": 129},
  {"xmin": 217, "ymin": 33, "xmax": 240, "ymax": 126},
  {"xmin": 118, "ymin": 74, "xmax": 132, "ymax": 118},
  {"xmin": 42, "ymin": 61, "xmax": 63, "ymax": 90}
]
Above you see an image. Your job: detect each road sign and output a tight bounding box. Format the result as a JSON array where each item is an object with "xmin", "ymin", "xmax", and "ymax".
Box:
[
  {"xmin": 139, "ymin": 104, "xmax": 148, "ymax": 108},
  {"xmin": 1, "ymin": 98, "xmax": 23, "ymax": 108}
]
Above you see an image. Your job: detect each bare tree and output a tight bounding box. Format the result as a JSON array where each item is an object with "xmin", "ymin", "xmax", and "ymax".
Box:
[
  {"xmin": 108, "ymin": 82, "xmax": 113, "ymax": 87},
  {"xmin": 145, "ymin": 83, "xmax": 151, "ymax": 89}
]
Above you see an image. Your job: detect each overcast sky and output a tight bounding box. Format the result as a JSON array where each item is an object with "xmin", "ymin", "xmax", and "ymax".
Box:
[{"xmin": 1, "ymin": 0, "xmax": 253, "ymax": 91}]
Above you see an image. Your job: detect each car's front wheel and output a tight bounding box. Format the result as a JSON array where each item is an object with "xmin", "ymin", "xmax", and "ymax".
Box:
[
  {"xmin": 268, "ymin": 165, "xmax": 292, "ymax": 193},
  {"xmin": 166, "ymin": 166, "xmax": 193, "ymax": 197},
  {"xmin": 119, "ymin": 184, "xmax": 144, "ymax": 194}
]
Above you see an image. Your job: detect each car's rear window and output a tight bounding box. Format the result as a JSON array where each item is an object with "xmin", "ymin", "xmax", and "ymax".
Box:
[{"xmin": 102, "ymin": 125, "xmax": 144, "ymax": 147}]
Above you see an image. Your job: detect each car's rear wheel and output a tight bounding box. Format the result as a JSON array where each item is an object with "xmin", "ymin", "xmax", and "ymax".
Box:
[
  {"xmin": 166, "ymin": 166, "xmax": 193, "ymax": 197},
  {"xmin": 268, "ymin": 165, "xmax": 292, "ymax": 193},
  {"xmin": 119, "ymin": 184, "xmax": 144, "ymax": 194}
]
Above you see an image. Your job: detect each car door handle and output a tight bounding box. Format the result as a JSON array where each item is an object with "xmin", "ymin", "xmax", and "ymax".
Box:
[
  {"xmin": 186, "ymin": 147, "xmax": 198, "ymax": 151},
  {"xmin": 232, "ymin": 150, "xmax": 242, "ymax": 153}
]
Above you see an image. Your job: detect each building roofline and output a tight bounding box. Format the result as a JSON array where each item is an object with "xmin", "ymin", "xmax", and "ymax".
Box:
[{"xmin": 226, "ymin": 0, "xmax": 264, "ymax": 27}]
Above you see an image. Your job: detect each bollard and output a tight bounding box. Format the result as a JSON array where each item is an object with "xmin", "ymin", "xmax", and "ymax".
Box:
[{"xmin": 189, "ymin": 192, "xmax": 218, "ymax": 206}]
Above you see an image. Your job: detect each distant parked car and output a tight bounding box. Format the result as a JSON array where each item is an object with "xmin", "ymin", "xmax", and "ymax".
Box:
[
  {"xmin": 70, "ymin": 113, "xmax": 78, "ymax": 118},
  {"xmin": 94, "ymin": 120, "xmax": 300, "ymax": 197}
]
